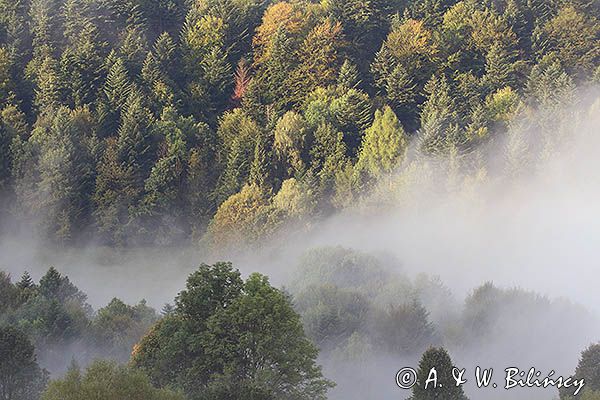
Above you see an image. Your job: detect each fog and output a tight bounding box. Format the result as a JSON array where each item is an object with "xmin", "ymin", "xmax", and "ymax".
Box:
[{"xmin": 1, "ymin": 89, "xmax": 599, "ymax": 399}]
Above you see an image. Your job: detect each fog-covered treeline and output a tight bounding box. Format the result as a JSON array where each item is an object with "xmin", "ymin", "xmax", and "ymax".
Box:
[
  {"xmin": 2, "ymin": 246, "xmax": 600, "ymax": 399},
  {"xmin": 0, "ymin": 0, "xmax": 598, "ymax": 248}
]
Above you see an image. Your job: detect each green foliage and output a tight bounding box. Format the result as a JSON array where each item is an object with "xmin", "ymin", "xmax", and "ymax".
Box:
[
  {"xmin": 373, "ymin": 301, "xmax": 437, "ymax": 355},
  {"xmin": 131, "ymin": 262, "xmax": 335, "ymax": 400},
  {"xmin": 0, "ymin": 266, "xmax": 159, "ymax": 379},
  {"xmin": 420, "ymin": 74, "xmax": 462, "ymax": 153},
  {"xmin": 91, "ymin": 298, "xmax": 158, "ymax": 362},
  {"xmin": 412, "ymin": 347, "xmax": 469, "ymax": 400},
  {"xmin": 0, "ymin": 326, "xmax": 48, "ymax": 400},
  {"xmin": 289, "ymin": 247, "xmax": 442, "ymax": 364},
  {"xmin": 295, "ymin": 284, "xmax": 370, "ymax": 347},
  {"xmin": 537, "ymin": 6, "xmax": 599, "ymax": 77},
  {"xmin": 13, "ymin": 106, "xmax": 96, "ymax": 243},
  {"xmin": 561, "ymin": 343, "xmax": 600, "ymax": 399},
  {"xmin": 41, "ymin": 360, "xmax": 184, "ymax": 400},
  {"xmin": 0, "ymin": 0, "xmax": 595, "ymax": 245},
  {"xmin": 356, "ymin": 106, "xmax": 408, "ymax": 182}
]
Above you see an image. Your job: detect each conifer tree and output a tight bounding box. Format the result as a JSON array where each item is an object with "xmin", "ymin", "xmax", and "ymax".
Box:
[
  {"xmin": 93, "ymin": 137, "xmax": 137, "ymax": 245},
  {"xmin": 215, "ymin": 109, "xmax": 262, "ymax": 203},
  {"xmin": 420, "ymin": 74, "xmax": 462, "ymax": 153},
  {"xmin": 16, "ymin": 271, "xmax": 35, "ymax": 290},
  {"xmin": 412, "ymin": 347, "xmax": 468, "ymax": 400},
  {"xmin": 117, "ymin": 89, "xmax": 156, "ymax": 191},
  {"xmin": 356, "ymin": 106, "xmax": 408, "ymax": 181},
  {"xmin": 385, "ymin": 64, "xmax": 419, "ymax": 130},
  {"xmin": 288, "ymin": 20, "xmax": 344, "ymax": 105},
  {"xmin": 119, "ymin": 22, "xmax": 148, "ymax": 76},
  {"xmin": 337, "ymin": 59, "xmax": 361, "ymax": 89},
  {"xmin": 249, "ymin": 132, "xmax": 270, "ymax": 188},
  {"xmin": 33, "ymin": 56, "xmax": 62, "ymax": 113},
  {"xmin": 273, "ymin": 111, "xmax": 308, "ymax": 180},
  {"xmin": 22, "ymin": 106, "xmax": 95, "ymax": 242}
]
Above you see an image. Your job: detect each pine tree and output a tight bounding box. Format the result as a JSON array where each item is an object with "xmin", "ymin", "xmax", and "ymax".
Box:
[
  {"xmin": 273, "ymin": 111, "xmax": 308, "ymax": 180},
  {"xmin": 215, "ymin": 109, "xmax": 262, "ymax": 203},
  {"xmin": 93, "ymin": 137, "xmax": 138, "ymax": 245},
  {"xmin": 138, "ymin": 107, "xmax": 192, "ymax": 243},
  {"xmin": 141, "ymin": 32, "xmax": 180, "ymax": 112},
  {"xmin": 258, "ymin": 27, "xmax": 296, "ymax": 114},
  {"xmin": 119, "ymin": 22, "xmax": 148, "ymax": 76},
  {"xmin": 231, "ymin": 58, "xmax": 252, "ymax": 107},
  {"xmin": 0, "ymin": 48, "xmax": 14, "ymax": 108},
  {"xmin": 324, "ymin": 0, "xmax": 390, "ymax": 70},
  {"xmin": 310, "ymin": 123, "xmax": 348, "ymax": 200},
  {"xmin": 526, "ymin": 55, "xmax": 575, "ymax": 111},
  {"xmin": 21, "ymin": 107, "xmax": 95, "ymax": 242},
  {"xmin": 60, "ymin": 0, "xmax": 104, "ymax": 108},
  {"xmin": 181, "ymin": 13, "xmax": 231, "ymax": 115},
  {"xmin": 0, "ymin": 326, "xmax": 48, "ymax": 400},
  {"xmin": 161, "ymin": 303, "xmax": 175, "ymax": 316},
  {"xmin": 0, "ymin": 109, "xmax": 14, "ymax": 194},
  {"xmin": 481, "ymin": 43, "xmax": 523, "ymax": 95}
]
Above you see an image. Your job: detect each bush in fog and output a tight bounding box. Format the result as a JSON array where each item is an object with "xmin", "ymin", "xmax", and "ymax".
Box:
[
  {"xmin": 41, "ymin": 360, "xmax": 183, "ymax": 400},
  {"xmin": 373, "ymin": 301, "xmax": 438, "ymax": 356},
  {"xmin": 294, "ymin": 284, "xmax": 370, "ymax": 348},
  {"xmin": 290, "ymin": 246, "xmax": 401, "ymax": 295},
  {"xmin": 291, "ymin": 247, "xmax": 440, "ymax": 357},
  {"xmin": 90, "ymin": 298, "xmax": 158, "ymax": 362}
]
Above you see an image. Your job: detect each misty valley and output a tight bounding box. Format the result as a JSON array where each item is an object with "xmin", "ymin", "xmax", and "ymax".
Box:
[
  {"xmin": 0, "ymin": 0, "xmax": 599, "ymax": 398},
  {"xmin": 1, "ymin": 244, "xmax": 600, "ymax": 400}
]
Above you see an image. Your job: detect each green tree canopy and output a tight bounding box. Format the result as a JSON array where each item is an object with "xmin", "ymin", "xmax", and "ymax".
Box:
[
  {"xmin": 0, "ymin": 326, "xmax": 48, "ymax": 400},
  {"xmin": 131, "ymin": 262, "xmax": 334, "ymax": 400},
  {"xmin": 41, "ymin": 360, "xmax": 183, "ymax": 400}
]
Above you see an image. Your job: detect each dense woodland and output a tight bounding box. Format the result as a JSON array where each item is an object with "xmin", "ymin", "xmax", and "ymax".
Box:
[
  {"xmin": 1, "ymin": 247, "xmax": 600, "ymax": 399},
  {"xmin": 0, "ymin": 0, "xmax": 599, "ymax": 398},
  {"xmin": 0, "ymin": 0, "xmax": 598, "ymax": 248}
]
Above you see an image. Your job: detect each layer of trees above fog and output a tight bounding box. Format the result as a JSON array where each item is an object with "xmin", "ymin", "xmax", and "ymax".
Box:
[
  {"xmin": 0, "ymin": 0, "xmax": 598, "ymax": 249},
  {"xmin": 2, "ymin": 246, "xmax": 600, "ymax": 399}
]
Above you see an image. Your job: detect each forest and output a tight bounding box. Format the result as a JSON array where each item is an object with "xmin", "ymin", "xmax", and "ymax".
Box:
[
  {"xmin": 3, "ymin": 247, "xmax": 600, "ymax": 400},
  {"xmin": 0, "ymin": 0, "xmax": 597, "ymax": 249},
  {"xmin": 0, "ymin": 0, "xmax": 599, "ymax": 398}
]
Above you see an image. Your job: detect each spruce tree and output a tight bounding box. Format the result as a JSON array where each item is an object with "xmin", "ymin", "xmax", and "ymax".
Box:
[
  {"xmin": 385, "ymin": 64, "xmax": 418, "ymax": 131},
  {"xmin": 337, "ymin": 59, "xmax": 361, "ymax": 89},
  {"xmin": 420, "ymin": 74, "xmax": 462, "ymax": 153},
  {"xmin": 16, "ymin": 271, "xmax": 34, "ymax": 290},
  {"xmin": 117, "ymin": 89, "xmax": 155, "ymax": 191},
  {"xmin": 412, "ymin": 347, "xmax": 468, "ymax": 400}
]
